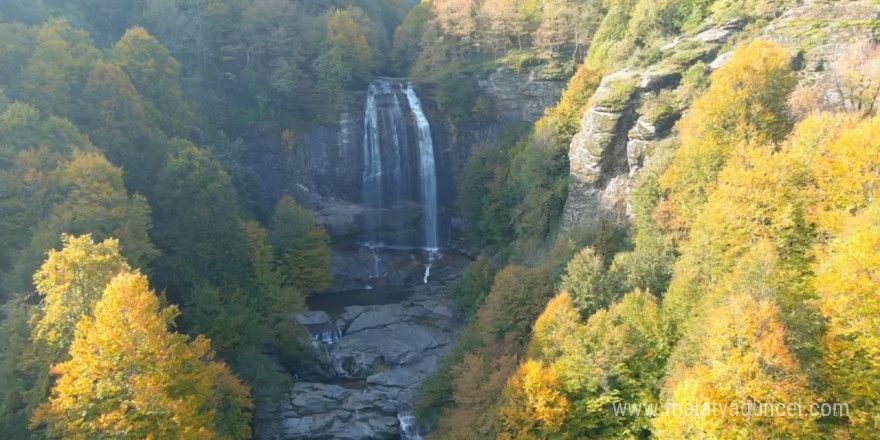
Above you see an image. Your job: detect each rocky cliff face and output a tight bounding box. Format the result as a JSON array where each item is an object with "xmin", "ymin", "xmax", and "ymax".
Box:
[
  {"xmin": 476, "ymin": 66, "xmax": 566, "ymax": 123},
  {"xmin": 561, "ymin": 2, "xmax": 880, "ymax": 231},
  {"xmin": 242, "ymin": 69, "xmax": 564, "ymax": 247}
]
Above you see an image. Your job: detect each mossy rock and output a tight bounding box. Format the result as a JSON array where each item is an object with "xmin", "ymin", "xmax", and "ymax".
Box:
[{"xmin": 592, "ymin": 76, "xmax": 640, "ymax": 112}]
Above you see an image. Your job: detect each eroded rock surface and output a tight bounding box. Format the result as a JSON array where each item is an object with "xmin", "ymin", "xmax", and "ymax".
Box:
[{"xmin": 255, "ymin": 285, "xmax": 460, "ymax": 440}]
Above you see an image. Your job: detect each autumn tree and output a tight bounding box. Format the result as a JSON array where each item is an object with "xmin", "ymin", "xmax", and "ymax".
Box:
[
  {"xmin": 535, "ymin": 0, "xmax": 603, "ymax": 61},
  {"xmin": 816, "ymin": 202, "xmax": 880, "ymax": 437},
  {"xmin": 658, "ymin": 39, "xmax": 796, "ymax": 233},
  {"xmin": 31, "ymin": 234, "xmax": 130, "ymax": 353},
  {"xmin": 437, "ymin": 352, "xmax": 520, "ymax": 439},
  {"xmin": 269, "ymin": 195, "xmax": 332, "ymax": 295},
  {"xmin": 32, "ymin": 271, "xmax": 253, "ymax": 440},
  {"xmin": 497, "ymin": 360, "xmax": 570, "ymax": 439},
  {"xmin": 654, "ymin": 294, "xmax": 817, "ymax": 439},
  {"xmin": 1, "ymin": 234, "xmax": 129, "ymax": 439}
]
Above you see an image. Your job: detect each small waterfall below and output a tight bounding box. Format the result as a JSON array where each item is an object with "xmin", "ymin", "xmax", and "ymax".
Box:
[
  {"xmin": 305, "ymin": 322, "xmax": 343, "ymax": 344},
  {"xmin": 398, "ymin": 412, "xmax": 423, "ymax": 440}
]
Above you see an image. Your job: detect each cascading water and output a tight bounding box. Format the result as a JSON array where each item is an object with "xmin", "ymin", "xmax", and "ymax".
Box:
[
  {"xmin": 361, "ymin": 79, "xmax": 441, "ymax": 283},
  {"xmin": 403, "ymin": 84, "xmax": 438, "ymax": 252},
  {"xmin": 363, "ymin": 83, "xmax": 383, "ymax": 247}
]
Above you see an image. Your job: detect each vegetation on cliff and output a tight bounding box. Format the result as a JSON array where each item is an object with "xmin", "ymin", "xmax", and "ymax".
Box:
[{"xmin": 411, "ymin": 1, "xmax": 880, "ymax": 439}]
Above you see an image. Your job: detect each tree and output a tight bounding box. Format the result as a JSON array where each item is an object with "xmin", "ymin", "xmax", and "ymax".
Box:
[
  {"xmin": 80, "ymin": 60, "xmax": 165, "ymax": 196},
  {"xmin": 31, "ymin": 271, "xmax": 253, "ymax": 440},
  {"xmin": 9, "ymin": 151, "xmax": 156, "ymax": 293},
  {"xmin": 151, "ymin": 139, "xmax": 247, "ymax": 292},
  {"xmin": 434, "ymin": 0, "xmax": 483, "ymax": 50},
  {"xmin": 553, "ymin": 289, "xmax": 667, "ymax": 438},
  {"xmin": 816, "ymin": 202, "xmax": 880, "ymax": 437},
  {"xmin": 560, "ymin": 247, "xmax": 610, "ymax": 317},
  {"xmin": 438, "ymin": 352, "xmax": 520, "ymax": 439},
  {"xmin": 0, "ymin": 22, "xmax": 37, "ymax": 89},
  {"xmin": 0, "ymin": 103, "xmax": 91, "ymax": 280},
  {"xmin": 528, "ymin": 292, "xmax": 580, "ymax": 362},
  {"xmin": 654, "ymin": 294, "xmax": 817, "ymax": 439},
  {"xmin": 392, "ymin": 0, "xmax": 434, "ymax": 72},
  {"xmin": 31, "ymin": 234, "xmax": 130, "ymax": 354},
  {"xmin": 478, "ymin": 265, "xmax": 555, "ymax": 345},
  {"xmin": 658, "ymin": 40, "xmax": 796, "ymax": 233},
  {"xmin": 497, "ymin": 360, "xmax": 569, "ymax": 439},
  {"xmin": 112, "ymin": 26, "xmax": 193, "ymax": 136},
  {"xmin": 269, "ymin": 195, "xmax": 332, "ymax": 295},
  {"xmin": 324, "ymin": 9, "xmax": 375, "ymax": 86},
  {"xmin": 20, "ymin": 18, "xmax": 101, "ymax": 120},
  {"xmin": 449, "ymin": 256, "xmax": 495, "ymax": 318}
]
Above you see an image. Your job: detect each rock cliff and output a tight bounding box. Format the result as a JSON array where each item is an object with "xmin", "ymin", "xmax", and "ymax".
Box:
[{"xmin": 561, "ymin": 2, "xmax": 880, "ymax": 231}]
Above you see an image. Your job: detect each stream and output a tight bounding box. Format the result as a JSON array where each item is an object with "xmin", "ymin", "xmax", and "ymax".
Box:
[{"xmin": 253, "ymin": 248, "xmax": 468, "ymax": 440}]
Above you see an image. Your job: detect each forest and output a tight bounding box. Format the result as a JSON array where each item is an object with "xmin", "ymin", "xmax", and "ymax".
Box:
[{"xmin": 1, "ymin": 0, "xmax": 880, "ymax": 439}]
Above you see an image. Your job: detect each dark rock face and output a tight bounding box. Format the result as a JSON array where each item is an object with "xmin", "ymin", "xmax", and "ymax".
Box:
[
  {"xmin": 476, "ymin": 66, "xmax": 566, "ymax": 123},
  {"xmin": 241, "ymin": 69, "xmax": 565, "ymax": 249}
]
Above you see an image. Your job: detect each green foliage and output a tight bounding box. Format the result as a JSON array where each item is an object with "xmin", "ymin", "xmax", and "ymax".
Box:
[
  {"xmin": 457, "ymin": 143, "xmax": 513, "ymax": 247},
  {"xmin": 111, "ymin": 26, "xmax": 193, "ymax": 136},
  {"xmin": 269, "ymin": 195, "xmax": 333, "ymax": 295},
  {"xmin": 9, "ymin": 150, "xmax": 156, "ymax": 294},
  {"xmin": 435, "ymin": 72, "xmax": 483, "ymax": 124},
  {"xmin": 478, "ymin": 265, "xmax": 555, "ymax": 345},
  {"xmin": 449, "ymin": 256, "xmax": 496, "ymax": 318},
  {"xmin": 151, "ymin": 140, "xmax": 247, "ymax": 291},
  {"xmin": 592, "ymin": 77, "xmax": 638, "ymax": 111},
  {"xmin": 0, "ymin": 294, "xmax": 45, "ymax": 439},
  {"xmin": 392, "ymin": 0, "xmax": 434, "ymax": 72},
  {"xmin": 20, "ymin": 18, "xmax": 101, "ymax": 120}
]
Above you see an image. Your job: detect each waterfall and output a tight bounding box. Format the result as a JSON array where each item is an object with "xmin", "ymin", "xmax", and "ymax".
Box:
[
  {"xmin": 398, "ymin": 412, "xmax": 423, "ymax": 440},
  {"xmin": 361, "ymin": 79, "xmax": 440, "ymax": 255},
  {"xmin": 363, "ymin": 83, "xmax": 383, "ymax": 245},
  {"xmin": 306, "ymin": 322, "xmax": 343, "ymax": 344},
  {"xmin": 404, "ymin": 85, "xmax": 439, "ymax": 251}
]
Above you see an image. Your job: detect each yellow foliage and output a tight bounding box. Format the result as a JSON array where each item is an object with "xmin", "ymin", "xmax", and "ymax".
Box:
[
  {"xmin": 497, "ymin": 360, "xmax": 570, "ymax": 439},
  {"xmin": 654, "ymin": 294, "xmax": 817, "ymax": 439},
  {"xmin": 32, "ymin": 272, "xmax": 252, "ymax": 440},
  {"xmin": 31, "ymin": 234, "xmax": 129, "ymax": 352},
  {"xmin": 529, "ymin": 292, "xmax": 581, "ymax": 362},
  {"xmin": 816, "ymin": 202, "xmax": 880, "ymax": 437},
  {"xmin": 659, "ymin": 39, "xmax": 795, "ymax": 233},
  {"xmin": 807, "ymin": 114, "xmax": 880, "ymax": 234}
]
